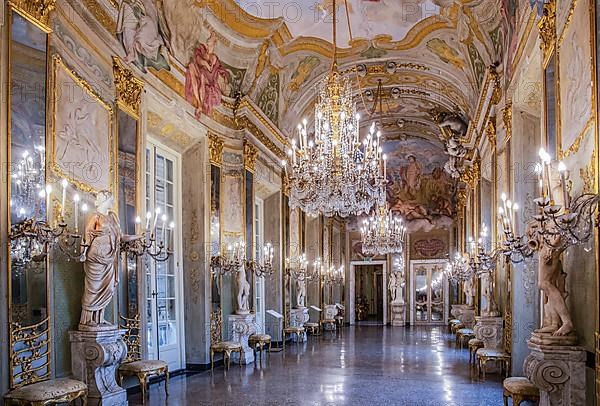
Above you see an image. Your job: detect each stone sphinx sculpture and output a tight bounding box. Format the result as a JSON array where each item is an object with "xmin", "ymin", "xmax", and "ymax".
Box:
[
  {"xmin": 236, "ymin": 264, "xmax": 251, "ymax": 314},
  {"xmin": 78, "ymin": 190, "xmax": 139, "ymax": 331}
]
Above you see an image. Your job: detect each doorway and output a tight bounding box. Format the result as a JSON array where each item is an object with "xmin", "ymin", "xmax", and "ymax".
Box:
[
  {"xmin": 354, "ymin": 264, "xmax": 384, "ymax": 324},
  {"xmin": 409, "ymin": 260, "xmax": 448, "ymax": 325},
  {"xmin": 144, "ymin": 140, "xmax": 184, "ymax": 371}
]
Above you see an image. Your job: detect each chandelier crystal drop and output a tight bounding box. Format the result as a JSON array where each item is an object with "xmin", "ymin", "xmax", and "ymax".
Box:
[
  {"xmin": 360, "ymin": 202, "xmax": 406, "ymax": 256},
  {"xmin": 284, "ymin": 0, "xmax": 386, "ymax": 217}
]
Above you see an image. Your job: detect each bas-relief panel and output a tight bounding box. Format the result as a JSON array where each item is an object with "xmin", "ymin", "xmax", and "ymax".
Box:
[
  {"xmin": 383, "ymin": 138, "xmax": 455, "ymax": 232},
  {"xmin": 222, "ymin": 170, "xmax": 243, "ymax": 236},
  {"xmin": 52, "ymin": 56, "xmax": 113, "ymax": 193},
  {"xmin": 558, "ymin": 0, "xmax": 593, "ymax": 152}
]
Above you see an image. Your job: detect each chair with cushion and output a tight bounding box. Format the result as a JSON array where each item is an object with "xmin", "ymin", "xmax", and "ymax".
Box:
[
  {"xmin": 4, "ymin": 319, "xmax": 88, "ymax": 406},
  {"xmin": 248, "ymin": 333, "xmax": 271, "ymax": 363},
  {"xmin": 456, "ymin": 328, "xmax": 475, "ymax": 348},
  {"xmin": 449, "ymin": 319, "xmax": 462, "ymax": 332},
  {"xmin": 118, "ymin": 315, "xmax": 168, "ymax": 402},
  {"xmin": 468, "ymin": 338, "xmax": 484, "ymax": 365},
  {"xmin": 503, "ymin": 377, "xmax": 539, "ymax": 406},
  {"xmin": 210, "ymin": 311, "xmax": 243, "ymax": 371},
  {"xmin": 476, "ymin": 348, "xmax": 511, "ymax": 380},
  {"xmin": 282, "ymin": 326, "xmax": 306, "ymax": 350},
  {"xmin": 304, "ymin": 322, "xmax": 321, "ymax": 336}
]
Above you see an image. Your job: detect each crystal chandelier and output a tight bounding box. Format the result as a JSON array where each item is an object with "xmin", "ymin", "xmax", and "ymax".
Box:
[
  {"xmin": 360, "ymin": 201, "xmax": 406, "ymax": 256},
  {"xmin": 284, "ymin": 0, "xmax": 386, "ymax": 217}
]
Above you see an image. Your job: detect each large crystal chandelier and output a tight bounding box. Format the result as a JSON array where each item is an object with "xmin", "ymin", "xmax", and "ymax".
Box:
[
  {"xmin": 360, "ymin": 201, "xmax": 406, "ymax": 256},
  {"xmin": 284, "ymin": 0, "xmax": 386, "ymax": 217}
]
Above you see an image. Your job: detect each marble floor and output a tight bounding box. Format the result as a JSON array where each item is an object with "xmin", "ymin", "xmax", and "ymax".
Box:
[{"xmin": 130, "ymin": 325, "xmax": 505, "ymax": 406}]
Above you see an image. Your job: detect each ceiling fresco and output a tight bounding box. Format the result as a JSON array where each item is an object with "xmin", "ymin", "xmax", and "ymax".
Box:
[
  {"xmin": 235, "ymin": 0, "xmax": 442, "ymax": 45},
  {"xmin": 105, "ymin": 0, "xmax": 519, "ymax": 227}
]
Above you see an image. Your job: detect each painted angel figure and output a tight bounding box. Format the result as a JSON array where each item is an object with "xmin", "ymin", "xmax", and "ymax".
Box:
[{"xmin": 117, "ymin": 0, "xmax": 171, "ymax": 73}]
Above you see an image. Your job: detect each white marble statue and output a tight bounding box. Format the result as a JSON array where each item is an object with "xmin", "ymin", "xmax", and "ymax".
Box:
[
  {"xmin": 480, "ymin": 272, "xmax": 498, "ymax": 316},
  {"xmin": 463, "ymin": 276, "xmax": 475, "ymax": 308},
  {"xmin": 296, "ymin": 278, "xmax": 306, "ymax": 308},
  {"xmin": 534, "ymin": 232, "xmax": 572, "ymax": 336},
  {"xmin": 236, "ymin": 264, "xmax": 251, "ymax": 314},
  {"xmin": 389, "ymin": 272, "xmax": 405, "ymax": 305},
  {"xmin": 79, "ymin": 191, "xmax": 139, "ymax": 331}
]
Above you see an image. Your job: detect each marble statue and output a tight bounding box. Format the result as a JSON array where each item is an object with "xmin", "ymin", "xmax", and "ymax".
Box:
[
  {"xmin": 296, "ymin": 278, "xmax": 306, "ymax": 308},
  {"xmin": 535, "ymin": 233, "xmax": 572, "ymax": 336},
  {"xmin": 480, "ymin": 272, "xmax": 498, "ymax": 316},
  {"xmin": 236, "ymin": 264, "xmax": 251, "ymax": 314},
  {"xmin": 78, "ymin": 191, "xmax": 139, "ymax": 331},
  {"xmin": 463, "ymin": 276, "xmax": 475, "ymax": 307},
  {"xmin": 389, "ymin": 272, "xmax": 405, "ymax": 305}
]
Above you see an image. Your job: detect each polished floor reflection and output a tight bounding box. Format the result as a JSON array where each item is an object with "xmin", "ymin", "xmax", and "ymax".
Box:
[{"xmin": 131, "ymin": 326, "xmax": 504, "ymax": 405}]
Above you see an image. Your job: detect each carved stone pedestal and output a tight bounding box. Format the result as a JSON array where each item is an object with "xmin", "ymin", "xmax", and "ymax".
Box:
[
  {"xmin": 290, "ymin": 307, "xmax": 309, "ymax": 341},
  {"xmin": 474, "ymin": 316, "xmax": 504, "ymax": 349},
  {"xmin": 390, "ymin": 303, "xmax": 406, "ymax": 327},
  {"xmin": 69, "ymin": 329, "xmax": 128, "ymax": 406},
  {"xmin": 228, "ymin": 313, "xmax": 256, "ymax": 364},
  {"xmin": 451, "ymin": 304, "xmax": 475, "ymax": 328},
  {"xmin": 524, "ymin": 335, "xmax": 586, "ymax": 406}
]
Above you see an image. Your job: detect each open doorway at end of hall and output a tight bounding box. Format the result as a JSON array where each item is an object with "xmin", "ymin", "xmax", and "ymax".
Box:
[{"xmin": 355, "ymin": 264, "xmax": 384, "ymax": 324}]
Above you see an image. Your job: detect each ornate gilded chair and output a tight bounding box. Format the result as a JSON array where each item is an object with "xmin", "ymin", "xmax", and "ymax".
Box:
[
  {"xmin": 304, "ymin": 322, "xmax": 321, "ymax": 336},
  {"xmin": 282, "ymin": 326, "xmax": 306, "ymax": 350},
  {"xmin": 448, "ymin": 318, "xmax": 462, "ymax": 333},
  {"xmin": 118, "ymin": 315, "xmax": 169, "ymax": 402},
  {"xmin": 476, "ymin": 348, "xmax": 511, "ymax": 380},
  {"xmin": 503, "ymin": 377, "xmax": 540, "ymax": 406},
  {"xmin": 334, "ymin": 306, "xmax": 345, "ymax": 328},
  {"xmin": 248, "ymin": 333, "xmax": 271, "ymax": 363},
  {"xmin": 456, "ymin": 328, "xmax": 475, "ymax": 348},
  {"xmin": 210, "ymin": 311, "xmax": 243, "ymax": 370},
  {"xmin": 4, "ymin": 319, "xmax": 88, "ymax": 406},
  {"xmin": 468, "ymin": 338, "xmax": 484, "ymax": 365}
]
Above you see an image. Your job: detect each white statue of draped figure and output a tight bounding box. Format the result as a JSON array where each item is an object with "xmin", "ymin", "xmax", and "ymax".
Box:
[
  {"xmin": 296, "ymin": 278, "xmax": 306, "ymax": 308},
  {"xmin": 389, "ymin": 272, "xmax": 405, "ymax": 305},
  {"xmin": 78, "ymin": 191, "xmax": 139, "ymax": 331},
  {"xmin": 463, "ymin": 276, "xmax": 475, "ymax": 308},
  {"xmin": 236, "ymin": 264, "xmax": 251, "ymax": 314}
]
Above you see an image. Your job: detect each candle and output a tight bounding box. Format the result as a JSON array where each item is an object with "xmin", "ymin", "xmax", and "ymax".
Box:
[
  {"xmin": 168, "ymin": 221, "xmax": 175, "ymax": 251},
  {"xmin": 558, "ymin": 161, "xmax": 569, "ymax": 209},
  {"xmin": 383, "ymin": 154, "xmax": 387, "ymax": 179},
  {"xmin": 81, "ymin": 203, "xmax": 88, "ymax": 244},
  {"xmin": 152, "ymin": 207, "xmax": 161, "ymax": 237},
  {"xmin": 535, "ymin": 163, "xmax": 543, "ymax": 197},
  {"xmin": 145, "ymin": 211, "xmax": 152, "ymax": 230},
  {"xmin": 160, "ymin": 214, "xmax": 167, "ymax": 246},
  {"xmin": 73, "ymin": 193, "xmax": 80, "ymax": 233},
  {"xmin": 512, "ymin": 203, "xmax": 520, "ymax": 235},
  {"xmin": 61, "ymin": 178, "xmax": 68, "ymax": 219}
]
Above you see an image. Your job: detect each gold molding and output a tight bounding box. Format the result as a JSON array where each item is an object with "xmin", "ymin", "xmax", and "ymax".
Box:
[
  {"xmin": 559, "ymin": 117, "xmax": 594, "ymax": 159},
  {"xmin": 243, "ymin": 139, "xmax": 258, "ymax": 172},
  {"xmin": 485, "ymin": 117, "xmax": 497, "ymax": 148},
  {"xmin": 8, "ymin": 0, "xmax": 56, "ymax": 33},
  {"xmin": 502, "ymin": 101, "xmax": 513, "ymax": 143},
  {"xmin": 208, "ymin": 133, "xmax": 224, "ymax": 166},
  {"xmin": 538, "ymin": 0, "xmax": 556, "ymax": 65},
  {"xmin": 282, "ymin": 172, "xmax": 289, "ymax": 197},
  {"xmin": 81, "ymin": 0, "xmax": 116, "ymax": 33},
  {"xmin": 460, "ymin": 159, "xmax": 481, "ymax": 189},
  {"xmin": 112, "ymin": 56, "xmax": 144, "ymax": 119}
]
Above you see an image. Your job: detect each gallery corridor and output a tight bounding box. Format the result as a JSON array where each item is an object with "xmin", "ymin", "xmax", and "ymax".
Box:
[{"xmin": 131, "ymin": 326, "xmax": 504, "ymax": 406}]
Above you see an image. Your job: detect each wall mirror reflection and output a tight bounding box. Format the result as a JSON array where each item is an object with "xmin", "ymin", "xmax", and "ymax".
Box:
[{"xmin": 8, "ymin": 9, "xmax": 50, "ymax": 387}]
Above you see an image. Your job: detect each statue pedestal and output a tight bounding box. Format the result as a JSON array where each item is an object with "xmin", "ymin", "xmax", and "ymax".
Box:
[
  {"xmin": 474, "ymin": 316, "xmax": 504, "ymax": 349},
  {"xmin": 451, "ymin": 304, "xmax": 475, "ymax": 328},
  {"xmin": 390, "ymin": 303, "xmax": 406, "ymax": 327},
  {"xmin": 290, "ymin": 307, "xmax": 309, "ymax": 341},
  {"xmin": 524, "ymin": 336, "xmax": 586, "ymax": 406},
  {"xmin": 69, "ymin": 329, "xmax": 128, "ymax": 406},
  {"xmin": 228, "ymin": 313, "xmax": 256, "ymax": 365}
]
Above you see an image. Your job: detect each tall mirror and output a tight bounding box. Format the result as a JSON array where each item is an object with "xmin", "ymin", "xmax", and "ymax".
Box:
[
  {"xmin": 210, "ymin": 163, "xmax": 222, "ymax": 333},
  {"xmin": 8, "ymin": 8, "xmax": 50, "ymax": 387},
  {"xmin": 543, "ymin": 52, "xmax": 557, "ymax": 158}
]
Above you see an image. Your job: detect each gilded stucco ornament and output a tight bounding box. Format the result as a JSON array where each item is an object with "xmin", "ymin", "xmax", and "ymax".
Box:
[
  {"xmin": 208, "ymin": 133, "xmax": 224, "ymax": 166},
  {"xmin": 502, "ymin": 101, "xmax": 513, "ymax": 142},
  {"xmin": 538, "ymin": 0, "xmax": 556, "ymax": 63},
  {"xmin": 243, "ymin": 140, "xmax": 258, "ymax": 172},
  {"xmin": 485, "ymin": 118, "xmax": 496, "ymax": 148},
  {"xmin": 459, "ymin": 159, "xmax": 481, "ymax": 189},
  {"xmin": 112, "ymin": 56, "xmax": 144, "ymax": 119},
  {"xmin": 8, "ymin": 0, "xmax": 55, "ymax": 32}
]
